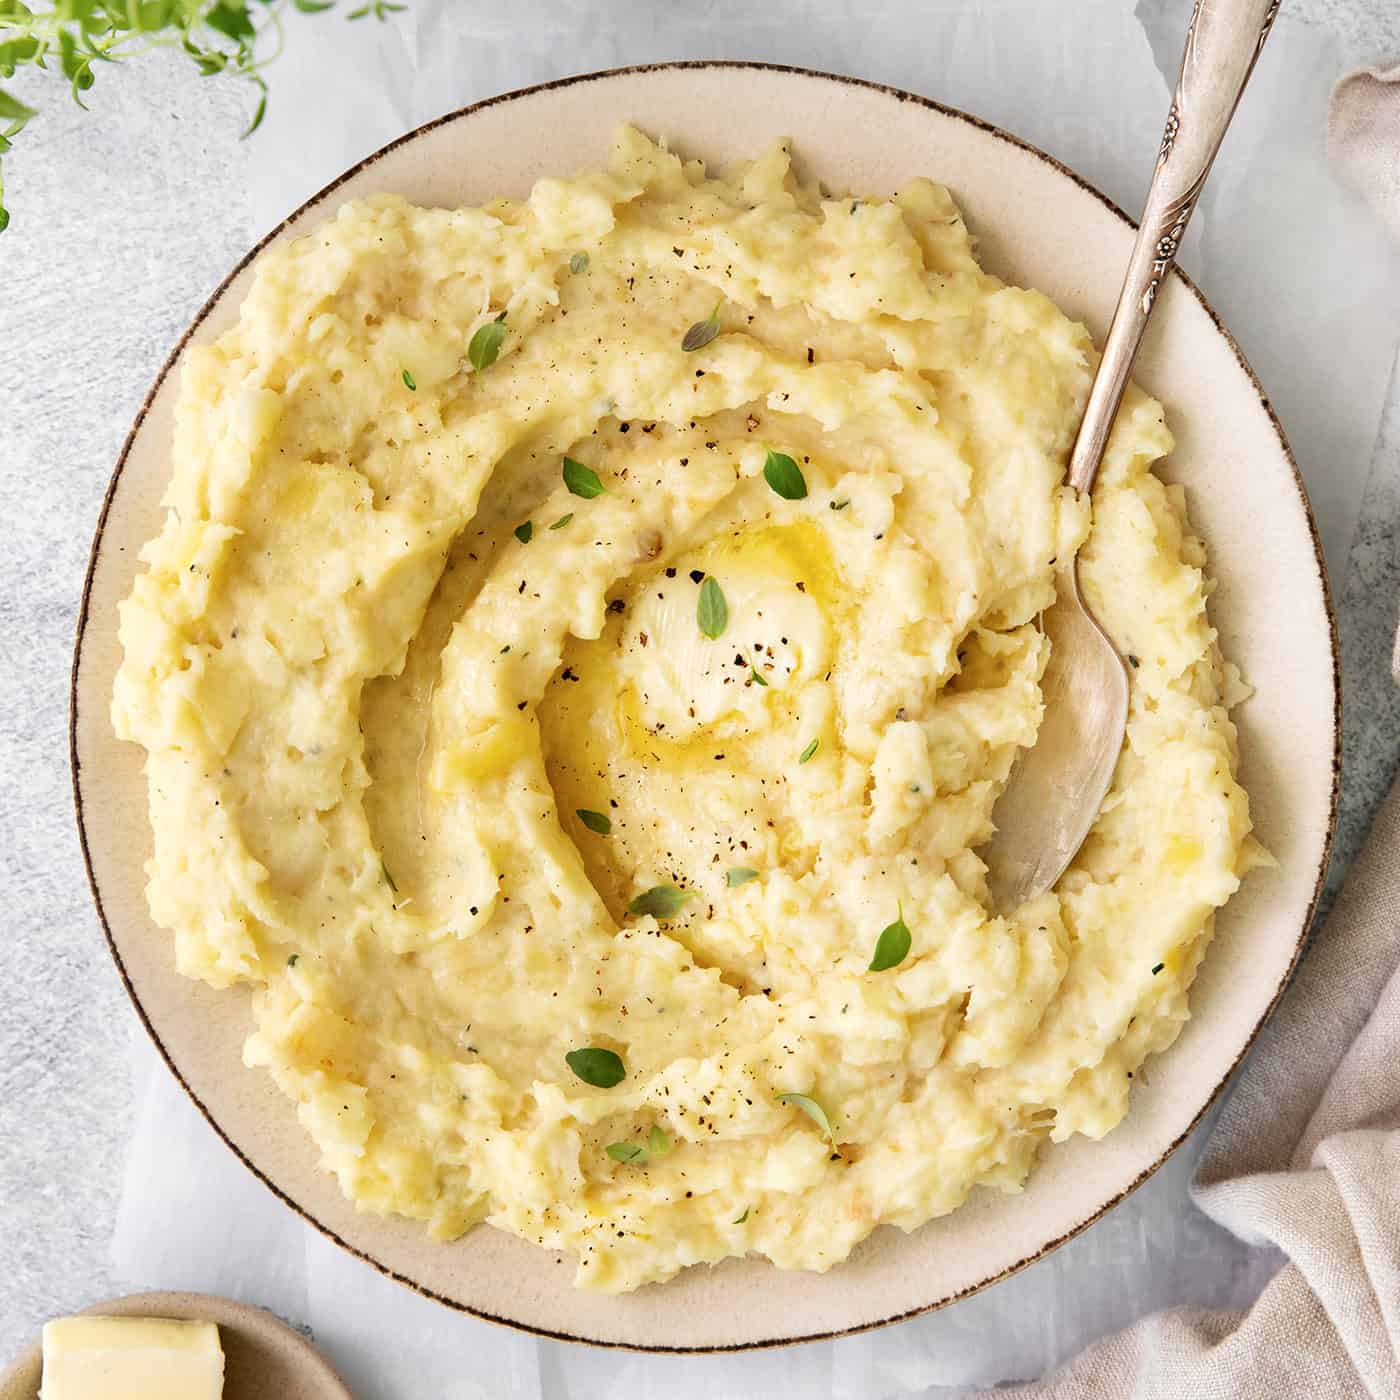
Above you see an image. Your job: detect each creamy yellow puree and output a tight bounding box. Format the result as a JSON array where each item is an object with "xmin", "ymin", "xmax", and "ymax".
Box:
[{"xmin": 113, "ymin": 128, "xmax": 1265, "ymax": 1291}]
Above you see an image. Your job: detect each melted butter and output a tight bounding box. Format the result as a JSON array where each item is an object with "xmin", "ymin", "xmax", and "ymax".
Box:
[
  {"xmin": 537, "ymin": 518, "xmax": 850, "ymax": 911},
  {"xmin": 623, "ymin": 519, "xmax": 845, "ymax": 742}
]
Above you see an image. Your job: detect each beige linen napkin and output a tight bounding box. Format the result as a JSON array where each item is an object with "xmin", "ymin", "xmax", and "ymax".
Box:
[
  {"xmin": 1331, "ymin": 65, "xmax": 1400, "ymax": 243},
  {"xmin": 975, "ymin": 69, "xmax": 1400, "ymax": 1400}
]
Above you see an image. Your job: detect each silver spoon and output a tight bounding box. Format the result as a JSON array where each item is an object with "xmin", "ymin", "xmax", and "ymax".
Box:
[{"xmin": 981, "ymin": 0, "xmax": 1281, "ymax": 911}]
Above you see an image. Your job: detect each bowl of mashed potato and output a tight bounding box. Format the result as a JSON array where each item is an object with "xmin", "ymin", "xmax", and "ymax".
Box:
[{"xmin": 72, "ymin": 64, "xmax": 1337, "ymax": 1349}]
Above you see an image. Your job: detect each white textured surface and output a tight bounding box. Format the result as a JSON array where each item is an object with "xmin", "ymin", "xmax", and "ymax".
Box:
[{"xmin": 3, "ymin": 0, "xmax": 1400, "ymax": 1392}]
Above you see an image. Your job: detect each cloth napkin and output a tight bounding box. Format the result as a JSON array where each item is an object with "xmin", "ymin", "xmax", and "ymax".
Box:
[{"xmin": 982, "ymin": 67, "xmax": 1400, "ymax": 1400}]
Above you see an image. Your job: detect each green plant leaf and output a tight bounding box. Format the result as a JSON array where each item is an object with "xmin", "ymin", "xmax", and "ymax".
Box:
[
  {"xmin": 726, "ymin": 867, "xmax": 759, "ymax": 887},
  {"xmin": 513, "ymin": 521, "xmax": 532, "ymax": 544},
  {"xmin": 696, "ymin": 575, "xmax": 727, "ymax": 639},
  {"xmin": 606, "ymin": 1140, "xmax": 646, "ymax": 1163},
  {"xmin": 733, "ymin": 1206, "xmax": 749, "ymax": 1224},
  {"xmin": 569, "ymin": 251, "xmax": 589, "ymax": 274},
  {"xmin": 627, "ymin": 884, "xmax": 693, "ymax": 920},
  {"xmin": 468, "ymin": 312, "xmax": 507, "ymax": 370},
  {"xmin": 775, "ymin": 1091, "xmax": 834, "ymax": 1143},
  {"xmin": 682, "ymin": 299, "xmax": 721, "ymax": 352},
  {"xmin": 748, "ymin": 663, "xmax": 768, "ymax": 687},
  {"xmin": 576, "ymin": 808, "xmax": 611, "ymax": 835},
  {"xmin": 869, "ymin": 906, "xmax": 912, "ymax": 972},
  {"xmin": 647, "ymin": 1124, "xmax": 671, "ymax": 1155},
  {"xmin": 549, "ymin": 513, "xmax": 573, "ymax": 530},
  {"xmin": 763, "ymin": 449, "xmax": 807, "ymax": 500},
  {"xmin": 205, "ymin": 1, "xmax": 256, "ymax": 42},
  {"xmin": 799, "ymin": 738, "xmax": 819, "ymax": 764},
  {"xmin": 566, "ymin": 1047, "xmax": 626, "ymax": 1088},
  {"xmin": 401, "ymin": 367, "xmax": 416, "ymax": 390},
  {"xmin": 563, "ymin": 457, "xmax": 605, "ymax": 499}
]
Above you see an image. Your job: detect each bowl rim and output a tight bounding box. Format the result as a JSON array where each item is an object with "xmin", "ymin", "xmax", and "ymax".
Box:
[{"xmin": 68, "ymin": 58, "xmax": 1341, "ymax": 1353}]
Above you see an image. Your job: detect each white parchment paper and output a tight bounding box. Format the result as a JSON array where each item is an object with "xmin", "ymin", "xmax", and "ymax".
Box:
[{"xmin": 113, "ymin": 2, "xmax": 1400, "ymax": 1396}]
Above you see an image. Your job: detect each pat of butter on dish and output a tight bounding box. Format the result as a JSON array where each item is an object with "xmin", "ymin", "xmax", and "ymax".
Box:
[{"xmin": 41, "ymin": 1315, "xmax": 224, "ymax": 1399}]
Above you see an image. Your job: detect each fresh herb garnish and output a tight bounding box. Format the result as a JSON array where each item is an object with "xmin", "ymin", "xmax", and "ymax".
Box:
[
  {"xmin": 775, "ymin": 1091, "xmax": 834, "ymax": 1143},
  {"xmin": 563, "ymin": 457, "xmax": 605, "ymax": 499},
  {"xmin": 627, "ymin": 884, "xmax": 693, "ymax": 919},
  {"xmin": 869, "ymin": 904, "xmax": 911, "ymax": 972},
  {"xmin": 468, "ymin": 311, "xmax": 508, "ymax": 371},
  {"xmin": 748, "ymin": 663, "xmax": 768, "ymax": 687},
  {"xmin": 286, "ymin": 953, "xmax": 299, "ymax": 967},
  {"xmin": 1151, "ymin": 962, "xmax": 1164, "ymax": 975},
  {"xmin": 763, "ymin": 449, "xmax": 808, "ymax": 500},
  {"xmin": 570, "ymin": 251, "xmax": 590, "ymax": 274},
  {"xmin": 696, "ymin": 576, "xmax": 728, "ymax": 639},
  {"xmin": 576, "ymin": 808, "xmax": 612, "ymax": 835},
  {"xmin": 347, "ymin": 0, "xmax": 406, "ymax": 18},
  {"xmin": 549, "ymin": 513, "xmax": 574, "ymax": 530},
  {"xmin": 733, "ymin": 1206, "xmax": 750, "ymax": 1224},
  {"xmin": 829, "ymin": 498, "xmax": 850, "ymax": 511},
  {"xmin": 514, "ymin": 521, "xmax": 533, "ymax": 544},
  {"xmin": 565, "ymin": 1047, "xmax": 625, "ymax": 1088},
  {"xmin": 726, "ymin": 867, "xmax": 759, "ymax": 887},
  {"xmin": 381, "ymin": 860, "xmax": 399, "ymax": 895},
  {"xmin": 799, "ymin": 738, "xmax": 819, "ymax": 764},
  {"xmin": 605, "ymin": 1124, "xmax": 670, "ymax": 1164},
  {"xmin": 682, "ymin": 299, "xmax": 722, "ymax": 352},
  {"xmin": 401, "ymin": 368, "xmax": 416, "ymax": 390}
]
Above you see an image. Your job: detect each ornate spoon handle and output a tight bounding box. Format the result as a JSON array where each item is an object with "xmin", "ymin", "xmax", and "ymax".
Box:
[{"xmin": 1065, "ymin": 0, "xmax": 1281, "ymax": 494}]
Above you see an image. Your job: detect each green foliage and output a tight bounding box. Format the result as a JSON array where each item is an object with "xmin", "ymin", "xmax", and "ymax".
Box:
[{"xmin": 0, "ymin": 0, "xmax": 405, "ymax": 232}]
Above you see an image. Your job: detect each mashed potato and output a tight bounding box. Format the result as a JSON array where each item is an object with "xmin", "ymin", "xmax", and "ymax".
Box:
[{"xmin": 112, "ymin": 128, "xmax": 1265, "ymax": 1292}]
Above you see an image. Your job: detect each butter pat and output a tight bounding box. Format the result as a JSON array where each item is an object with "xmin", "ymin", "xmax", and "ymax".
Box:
[{"xmin": 41, "ymin": 1315, "xmax": 224, "ymax": 1400}]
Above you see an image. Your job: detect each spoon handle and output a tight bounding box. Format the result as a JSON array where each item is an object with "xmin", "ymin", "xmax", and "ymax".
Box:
[{"xmin": 1065, "ymin": 0, "xmax": 1281, "ymax": 494}]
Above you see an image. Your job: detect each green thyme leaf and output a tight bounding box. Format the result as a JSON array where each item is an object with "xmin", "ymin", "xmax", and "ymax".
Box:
[
  {"xmin": 869, "ymin": 905, "xmax": 912, "ymax": 972},
  {"xmin": 292, "ymin": 0, "xmax": 337, "ymax": 12},
  {"xmin": 775, "ymin": 1091, "xmax": 834, "ymax": 1143},
  {"xmin": 468, "ymin": 312, "xmax": 508, "ymax": 371},
  {"xmin": 627, "ymin": 884, "xmax": 693, "ymax": 919},
  {"xmin": 563, "ymin": 457, "xmax": 605, "ymax": 499},
  {"xmin": 647, "ymin": 1124, "xmax": 672, "ymax": 1156},
  {"xmin": 829, "ymin": 498, "xmax": 850, "ymax": 511},
  {"xmin": 682, "ymin": 299, "xmax": 722, "ymax": 352},
  {"xmin": 733, "ymin": 1206, "xmax": 750, "ymax": 1224},
  {"xmin": 381, "ymin": 860, "xmax": 399, "ymax": 895},
  {"xmin": 748, "ymin": 663, "xmax": 769, "ymax": 687},
  {"xmin": 799, "ymin": 738, "xmax": 819, "ymax": 764},
  {"xmin": 576, "ymin": 808, "xmax": 611, "ymax": 835},
  {"xmin": 606, "ymin": 1140, "xmax": 646, "ymax": 1163},
  {"xmin": 726, "ymin": 867, "xmax": 759, "ymax": 887},
  {"xmin": 697, "ymin": 576, "xmax": 728, "ymax": 639},
  {"xmin": 514, "ymin": 521, "xmax": 533, "ymax": 544},
  {"xmin": 287, "ymin": 953, "xmax": 299, "ymax": 967},
  {"xmin": 566, "ymin": 1047, "xmax": 626, "ymax": 1088},
  {"xmin": 570, "ymin": 251, "xmax": 590, "ymax": 274},
  {"xmin": 763, "ymin": 449, "xmax": 808, "ymax": 500},
  {"xmin": 549, "ymin": 513, "xmax": 573, "ymax": 530},
  {"xmin": 401, "ymin": 368, "xmax": 416, "ymax": 390}
]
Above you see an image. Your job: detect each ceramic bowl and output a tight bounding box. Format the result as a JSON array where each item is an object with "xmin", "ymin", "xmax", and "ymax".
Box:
[{"xmin": 70, "ymin": 62, "xmax": 1337, "ymax": 1350}]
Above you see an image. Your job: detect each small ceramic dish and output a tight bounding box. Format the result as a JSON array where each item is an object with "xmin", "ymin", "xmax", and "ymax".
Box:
[{"xmin": 0, "ymin": 1292, "xmax": 349, "ymax": 1400}]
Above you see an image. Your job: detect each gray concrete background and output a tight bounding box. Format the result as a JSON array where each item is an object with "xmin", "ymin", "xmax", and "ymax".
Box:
[{"xmin": 1, "ymin": 0, "xmax": 1397, "ymax": 1371}]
